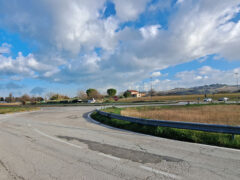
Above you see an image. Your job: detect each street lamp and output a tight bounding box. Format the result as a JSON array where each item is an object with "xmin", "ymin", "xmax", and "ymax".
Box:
[{"xmin": 235, "ymin": 72, "xmax": 239, "ymax": 90}]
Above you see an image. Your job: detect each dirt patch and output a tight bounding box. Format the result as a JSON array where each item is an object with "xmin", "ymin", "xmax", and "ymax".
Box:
[{"xmin": 66, "ymin": 115, "xmax": 80, "ymax": 119}]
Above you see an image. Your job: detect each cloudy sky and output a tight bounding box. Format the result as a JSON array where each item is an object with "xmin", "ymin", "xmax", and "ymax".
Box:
[{"xmin": 0, "ymin": 0, "xmax": 240, "ymax": 97}]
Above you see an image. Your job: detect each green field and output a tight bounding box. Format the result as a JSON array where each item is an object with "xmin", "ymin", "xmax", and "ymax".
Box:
[{"xmin": 0, "ymin": 106, "xmax": 39, "ymax": 114}]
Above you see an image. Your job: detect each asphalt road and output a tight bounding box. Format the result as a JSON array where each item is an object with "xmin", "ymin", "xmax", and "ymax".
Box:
[{"xmin": 0, "ymin": 106, "xmax": 240, "ymax": 180}]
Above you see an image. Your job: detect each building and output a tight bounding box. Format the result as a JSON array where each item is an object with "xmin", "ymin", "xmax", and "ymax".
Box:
[{"xmin": 127, "ymin": 90, "xmax": 146, "ymax": 98}]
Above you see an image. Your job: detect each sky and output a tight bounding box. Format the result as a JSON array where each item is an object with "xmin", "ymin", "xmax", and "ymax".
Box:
[{"xmin": 0, "ymin": 0, "xmax": 240, "ymax": 97}]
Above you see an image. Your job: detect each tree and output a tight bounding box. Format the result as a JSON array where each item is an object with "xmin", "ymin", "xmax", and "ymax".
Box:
[
  {"xmin": 86, "ymin": 89, "xmax": 102, "ymax": 99},
  {"xmin": 30, "ymin": 96, "xmax": 44, "ymax": 102},
  {"xmin": 107, "ymin": 88, "xmax": 117, "ymax": 97},
  {"xmin": 5, "ymin": 93, "xmax": 15, "ymax": 103},
  {"xmin": 77, "ymin": 91, "xmax": 87, "ymax": 100},
  {"xmin": 0, "ymin": 97, "xmax": 4, "ymax": 101},
  {"xmin": 36, "ymin": 97, "xmax": 44, "ymax": 102},
  {"xmin": 123, "ymin": 91, "xmax": 131, "ymax": 98},
  {"xmin": 21, "ymin": 94, "xmax": 31, "ymax": 102},
  {"xmin": 49, "ymin": 93, "xmax": 69, "ymax": 100}
]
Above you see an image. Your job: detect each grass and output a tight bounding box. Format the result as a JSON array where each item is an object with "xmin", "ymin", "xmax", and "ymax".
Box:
[
  {"xmin": 92, "ymin": 105, "xmax": 240, "ymax": 149},
  {"xmin": 0, "ymin": 102, "xmax": 22, "ymax": 106},
  {"xmin": 117, "ymin": 93, "xmax": 240, "ymax": 102},
  {"xmin": 120, "ymin": 104, "xmax": 240, "ymax": 125},
  {"xmin": 91, "ymin": 111, "xmax": 240, "ymax": 149},
  {"xmin": 0, "ymin": 106, "xmax": 39, "ymax": 114}
]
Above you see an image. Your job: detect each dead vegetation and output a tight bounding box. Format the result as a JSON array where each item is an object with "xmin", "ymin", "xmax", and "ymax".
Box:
[
  {"xmin": 118, "ymin": 93, "xmax": 240, "ymax": 102},
  {"xmin": 121, "ymin": 105, "xmax": 240, "ymax": 125}
]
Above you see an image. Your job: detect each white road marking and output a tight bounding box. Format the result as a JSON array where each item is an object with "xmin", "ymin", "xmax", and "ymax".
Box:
[
  {"xmin": 98, "ymin": 153, "xmax": 121, "ymax": 161},
  {"xmin": 140, "ymin": 165, "xmax": 181, "ymax": 179},
  {"xmin": 33, "ymin": 128, "xmax": 83, "ymax": 149}
]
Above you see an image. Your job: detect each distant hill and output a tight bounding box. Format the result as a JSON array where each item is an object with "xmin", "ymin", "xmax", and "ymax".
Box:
[{"xmin": 159, "ymin": 84, "xmax": 239, "ymax": 95}]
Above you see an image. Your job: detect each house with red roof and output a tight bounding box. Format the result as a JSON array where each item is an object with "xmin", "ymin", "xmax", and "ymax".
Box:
[{"xmin": 127, "ymin": 90, "xmax": 146, "ymax": 98}]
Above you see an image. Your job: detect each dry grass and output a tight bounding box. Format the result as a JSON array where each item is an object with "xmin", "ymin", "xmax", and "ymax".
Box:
[
  {"xmin": 0, "ymin": 102, "xmax": 22, "ymax": 106},
  {"xmin": 118, "ymin": 93, "xmax": 240, "ymax": 102},
  {"xmin": 121, "ymin": 105, "xmax": 240, "ymax": 125},
  {"xmin": 0, "ymin": 106, "xmax": 39, "ymax": 114}
]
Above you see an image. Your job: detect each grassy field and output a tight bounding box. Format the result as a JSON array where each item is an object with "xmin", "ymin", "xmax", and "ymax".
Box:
[
  {"xmin": 0, "ymin": 106, "xmax": 39, "ymax": 114},
  {"xmin": 91, "ymin": 110, "xmax": 240, "ymax": 149},
  {"xmin": 117, "ymin": 93, "xmax": 240, "ymax": 102},
  {"xmin": 0, "ymin": 102, "xmax": 22, "ymax": 106},
  {"xmin": 120, "ymin": 104, "xmax": 240, "ymax": 125}
]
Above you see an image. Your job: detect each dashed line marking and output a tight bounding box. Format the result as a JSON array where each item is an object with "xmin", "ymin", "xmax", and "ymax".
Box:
[
  {"xmin": 33, "ymin": 128, "xmax": 83, "ymax": 149},
  {"xmin": 98, "ymin": 153, "xmax": 121, "ymax": 161},
  {"xmin": 140, "ymin": 165, "xmax": 181, "ymax": 179}
]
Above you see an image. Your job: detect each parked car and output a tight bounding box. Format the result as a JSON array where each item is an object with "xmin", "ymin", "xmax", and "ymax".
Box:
[
  {"xmin": 218, "ymin": 97, "xmax": 229, "ymax": 101},
  {"xmin": 60, "ymin": 100, "xmax": 69, "ymax": 104},
  {"xmin": 203, "ymin": 98, "xmax": 213, "ymax": 102},
  {"xmin": 88, "ymin": 98, "xmax": 96, "ymax": 103},
  {"xmin": 71, "ymin": 99, "xmax": 82, "ymax": 103}
]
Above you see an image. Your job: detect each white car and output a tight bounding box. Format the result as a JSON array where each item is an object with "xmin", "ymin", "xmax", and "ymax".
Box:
[
  {"xmin": 203, "ymin": 98, "xmax": 213, "ymax": 102},
  {"xmin": 88, "ymin": 98, "xmax": 96, "ymax": 103},
  {"xmin": 218, "ymin": 97, "xmax": 229, "ymax": 101}
]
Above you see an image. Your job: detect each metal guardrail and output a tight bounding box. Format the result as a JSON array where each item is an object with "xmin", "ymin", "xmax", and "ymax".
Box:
[{"xmin": 96, "ymin": 110, "xmax": 240, "ymax": 136}]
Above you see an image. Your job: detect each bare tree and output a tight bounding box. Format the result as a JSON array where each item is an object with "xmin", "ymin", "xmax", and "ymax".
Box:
[
  {"xmin": 5, "ymin": 93, "xmax": 15, "ymax": 103},
  {"xmin": 21, "ymin": 94, "xmax": 31, "ymax": 102},
  {"xmin": 77, "ymin": 91, "xmax": 87, "ymax": 100}
]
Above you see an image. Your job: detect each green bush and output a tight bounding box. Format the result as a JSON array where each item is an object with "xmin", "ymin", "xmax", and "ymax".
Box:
[{"xmin": 107, "ymin": 88, "xmax": 117, "ymax": 97}]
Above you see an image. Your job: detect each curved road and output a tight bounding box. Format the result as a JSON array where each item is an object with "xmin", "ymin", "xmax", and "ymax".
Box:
[{"xmin": 0, "ymin": 106, "xmax": 239, "ymax": 180}]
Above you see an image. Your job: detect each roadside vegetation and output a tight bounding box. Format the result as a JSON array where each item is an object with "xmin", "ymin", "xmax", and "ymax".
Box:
[
  {"xmin": 0, "ymin": 106, "xmax": 39, "ymax": 114},
  {"xmin": 91, "ymin": 105, "xmax": 240, "ymax": 149},
  {"xmin": 120, "ymin": 104, "xmax": 240, "ymax": 125},
  {"xmin": 117, "ymin": 93, "xmax": 240, "ymax": 102},
  {"xmin": 1, "ymin": 86, "xmax": 240, "ymax": 106}
]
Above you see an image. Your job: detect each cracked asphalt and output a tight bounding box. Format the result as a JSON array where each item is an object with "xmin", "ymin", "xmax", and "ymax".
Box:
[{"xmin": 0, "ymin": 106, "xmax": 240, "ymax": 180}]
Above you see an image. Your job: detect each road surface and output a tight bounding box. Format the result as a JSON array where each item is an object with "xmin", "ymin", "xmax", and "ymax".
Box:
[{"xmin": 0, "ymin": 106, "xmax": 239, "ymax": 180}]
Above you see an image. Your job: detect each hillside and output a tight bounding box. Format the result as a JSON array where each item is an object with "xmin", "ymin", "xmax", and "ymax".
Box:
[{"xmin": 160, "ymin": 84, "xmax": 239, "ymax": 95}]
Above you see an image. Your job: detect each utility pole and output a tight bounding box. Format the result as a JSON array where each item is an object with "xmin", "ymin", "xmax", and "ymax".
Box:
[
  {"xmin": 235, "ymin": 73, "xmax": 239, "ymax": 90},
  {"xmin": 235, "ymin": 73, "xmax": 239, "ymax": 104},
  {"xmin": 150, "ymin": 76, "xmax": 153, "ymax": 99}
]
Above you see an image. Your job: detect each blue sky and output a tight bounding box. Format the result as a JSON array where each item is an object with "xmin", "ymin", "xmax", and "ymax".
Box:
[{"xmin": 0, "ymin": 0, "xmax": 240, "ymax": 97}]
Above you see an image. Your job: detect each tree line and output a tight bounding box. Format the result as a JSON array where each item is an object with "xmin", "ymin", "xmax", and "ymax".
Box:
[{"xmin": 0, "ymin": 88, "xmax": 156, "ymax": 104}]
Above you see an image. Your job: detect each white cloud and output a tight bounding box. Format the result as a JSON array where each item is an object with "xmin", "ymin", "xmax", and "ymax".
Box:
[
  {"xmin": 0, "ymin": 43, "xmax": 11, "ymax": 54},
  {"xmin": 150, "ymin": 66, "xmax": 240, "ymax": 91},
  {"xmin": 140, "ymin": 25, "xmax": 161, "ymax": 39},
  {"xmin": 113, "ymin": 0, "xmax": 150, "ymax": 21},
  {"xmin": 0, "ymin": 0, "xmax": 240, "ymax": 92},
  {"xmin": 0, "ymin": 51, "xmax": 58, "ymax": 78},
  {"xmin": 176, "ymin": 0, "xmax": 184, "ymax": 4},
  {"xmin": 151, "ymin": 71, "xmax": 161, "ymax": 77},
  {"xmin": 195, "ymin": 76, "xmax": 203, "ymax": 80}
]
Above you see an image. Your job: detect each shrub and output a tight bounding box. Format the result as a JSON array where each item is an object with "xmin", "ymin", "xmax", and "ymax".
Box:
[
  {"xmin": 123, "ymin": 91, "xmax": 131, "ymax": 98},
  {"xmin": 107, "ymin": 88, "xmax": 117, "ymax": 97}
]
